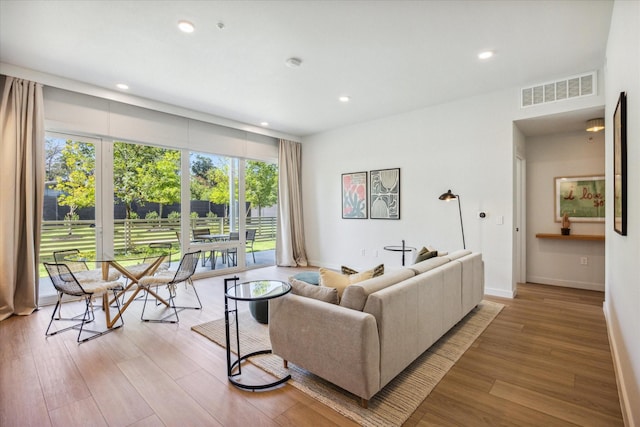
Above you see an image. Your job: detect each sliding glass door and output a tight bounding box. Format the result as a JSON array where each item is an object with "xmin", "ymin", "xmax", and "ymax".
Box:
[{"xmin": 39, "ymin": 135, "xmax": 278, "ymax": 303}]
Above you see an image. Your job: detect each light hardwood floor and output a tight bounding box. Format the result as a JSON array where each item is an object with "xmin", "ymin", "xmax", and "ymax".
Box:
[{"xmin": 0, "ymin": 267, "xmax": 623, "ymax": 426}]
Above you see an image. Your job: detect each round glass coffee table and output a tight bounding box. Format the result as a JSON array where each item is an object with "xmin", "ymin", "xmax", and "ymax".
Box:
[{"xmin": 223, "ymin": 277, "xmax": 292, "ymax": 390}]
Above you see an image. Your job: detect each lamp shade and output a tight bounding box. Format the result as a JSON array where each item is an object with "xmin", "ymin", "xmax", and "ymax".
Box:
[
  {"xmin": 586, "ymin": 118, "xmax": 605, "ymax": 132},
  {"xmin": 439, "ymin": 190, "xmax": 457, "ymax": 201}
]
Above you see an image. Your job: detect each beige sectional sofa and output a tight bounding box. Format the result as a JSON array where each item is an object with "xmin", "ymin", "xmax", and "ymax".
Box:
[{"xmin": 268, "ymin": 250, "xmax": 484, "ymax": 407}]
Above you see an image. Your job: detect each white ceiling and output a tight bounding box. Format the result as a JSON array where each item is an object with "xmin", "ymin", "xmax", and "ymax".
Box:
[{"xmin": 0, "ymin": 0, "xmax": 613, "ymax": 137}]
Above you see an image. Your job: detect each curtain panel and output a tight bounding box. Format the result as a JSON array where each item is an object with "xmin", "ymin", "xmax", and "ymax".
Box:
[
  {"xmin": 0, "ymin": 75, "xmax": 44, "ymax": 320},
  {"xmin": 276, "ymin": 139, "xmax": 308, "ymax": 267}
]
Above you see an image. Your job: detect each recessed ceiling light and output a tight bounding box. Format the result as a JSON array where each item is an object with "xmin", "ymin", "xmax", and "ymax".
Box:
[
  {"xmin": 178, "ymin": 20, "xmax": 195, "ymax": 33},
  {"xmin": 478, "ymin": 50, "xmax": 494, "ymax": 60},
  {"xmin": 339, "ymin": 96, "xmax": 350, "ymax": 103},
  {"xmin": 116, "ymin": 83, "xmax": 129, "ymax": 90},
  {"xmin": 260, "ymin": 122, "xmax": 269, "ymax": 127}
]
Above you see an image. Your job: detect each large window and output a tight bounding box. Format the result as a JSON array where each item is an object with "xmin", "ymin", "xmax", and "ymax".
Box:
[{"xmin": 39, "ymin": 135, "xmax": 278, "ymax": 303}]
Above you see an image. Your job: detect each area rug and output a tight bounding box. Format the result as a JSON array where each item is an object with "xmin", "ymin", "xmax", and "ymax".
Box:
[{"xmin": 192, "ymin": 300, "xmax": 503, "ymax": 427}]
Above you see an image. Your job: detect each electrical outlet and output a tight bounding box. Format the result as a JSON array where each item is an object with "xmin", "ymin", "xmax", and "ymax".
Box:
[
  {"xmin": 361, "ymin": 248, "xmax": 366, "ymax": 256},
  {"xmin": 580, "ymin": 257, "xmax": 588, "ymax": 265}
]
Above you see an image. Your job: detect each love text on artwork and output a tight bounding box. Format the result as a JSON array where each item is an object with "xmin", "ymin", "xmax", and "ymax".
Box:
[{"xmin": 563, "ymin": 186, "xmax": 605, "ymax": 208}]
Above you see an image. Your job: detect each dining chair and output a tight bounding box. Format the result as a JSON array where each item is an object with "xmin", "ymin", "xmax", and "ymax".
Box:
[
  {"xmin": 226, "ymin": 231, "xmax": 239, "ymax": 267},
  {"xmin": 138, "ymin": 250, "xmax": 201, "ymax": 323},
  {"xmin": 53, "ymin": 249, "xmax": 120, "ymax": 282},
  {"xmin": 246, "ymin": 229, "xmax": 257, "ymax": 263},
  {"xmin": 192, "ymin": 228, "xmax": 212, "ymax": 266},
  {"xmin": 44, "ymin": 263, "xmax": 124, "ymax": 343}
]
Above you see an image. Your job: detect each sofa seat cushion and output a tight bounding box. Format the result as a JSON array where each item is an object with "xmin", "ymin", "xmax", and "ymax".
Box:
[
  {"xmin": 290, "ymin": 277, "xmax": 339, "ymax": 304},
  {"xmin": 319, "ymin": 268, "xmax": 373, "ymax": 299},
  {"xmin": 340, "ymin": 268, "xmax": 416, "ymax": 311},
  {"xmin": 407, "ymin": 256, "xmax": 450, "ymax": 275}
]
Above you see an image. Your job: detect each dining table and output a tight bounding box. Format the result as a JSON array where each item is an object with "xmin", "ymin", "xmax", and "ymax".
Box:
[
  {"xmin": 66, "ymin": 252, "xmax": 170, "ymax": 328},
  {"xmin": 192, "ymin": 234, "xmax": 235, "ymax": 269}
]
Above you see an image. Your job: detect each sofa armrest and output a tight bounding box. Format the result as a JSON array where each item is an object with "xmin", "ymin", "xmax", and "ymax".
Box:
[{"xmin": 269, "ymin": 293, "xmax": 381, "ymax": 400}]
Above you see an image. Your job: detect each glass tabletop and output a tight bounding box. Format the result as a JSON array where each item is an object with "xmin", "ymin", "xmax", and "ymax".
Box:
[{"xmin": 226, "ymin": 280, "xmax": 291, "ymax": 301}]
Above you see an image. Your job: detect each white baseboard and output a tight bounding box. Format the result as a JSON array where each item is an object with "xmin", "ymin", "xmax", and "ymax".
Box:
[
  {"xmin": 527, "ymin": 276, "xmax": 604, "ymax": 292},
  {"xmin": 603, "ymin": 303, "xmax": 636, "ymax": 427},
  {"xmin": 485, "ymin": 287, "xmax": 516, "ymax": 299}
]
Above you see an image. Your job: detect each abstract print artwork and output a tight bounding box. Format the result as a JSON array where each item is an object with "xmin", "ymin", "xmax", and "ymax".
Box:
[
  {"xmin": 370, "ymin": 168, "xmax": 400, "ymax": 219},
  {"xmin": 342, "ymin": 172, "xmax": 368, "ymax": 218}
]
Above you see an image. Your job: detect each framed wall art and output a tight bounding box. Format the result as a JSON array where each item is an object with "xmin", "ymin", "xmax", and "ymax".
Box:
[
  {"xmin": 342, "ymin": 171, "xmax": 368, "ymax": 219},
  {"xmin": 554, "ymin": 175, "xmax": 605, "ymax": 223},
  {"xmin": 614, "ymin": 91, "xmax": 627, "ymax": 235},
  {"xmin": 370, "ymin": 168, "xmax": 400, "ymax": 220}
]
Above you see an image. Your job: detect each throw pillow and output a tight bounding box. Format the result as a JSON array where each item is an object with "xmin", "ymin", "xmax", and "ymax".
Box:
[
  {"xmin": 340, "ymin": 264, "xmax": 384, "ymax": 277},
  {"xmin": 414, "ymin": 247, "xmax": 438, "ymax": 263},
  {"xmin": 290, "ymin": 278, "xmax": 339, "ymax": 304},
  {"xmin": 319, "ymin": 268, "xmax": 374, "ymax": 298}
]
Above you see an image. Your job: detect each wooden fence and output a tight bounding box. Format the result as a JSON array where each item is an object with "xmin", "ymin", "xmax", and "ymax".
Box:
[{"xmin": 40, "ymin": 217, "xmax": 277, "ymax": 261}]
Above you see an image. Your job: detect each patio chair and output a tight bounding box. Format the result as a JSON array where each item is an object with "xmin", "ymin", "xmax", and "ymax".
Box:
[
  {"xmin": 138, "ymin": 250, "xmax": 201, "ymax": 323},
  {"xmin": 192, "ymin": 228, "xmax": 213, "ymax": 266},
  {"xmin": 44, "ymin": 263, "xmax": 124, "ymax": 343},
  {"xmin": 246, "ymin": 229, "xmax": 257, "ymax": 263}
]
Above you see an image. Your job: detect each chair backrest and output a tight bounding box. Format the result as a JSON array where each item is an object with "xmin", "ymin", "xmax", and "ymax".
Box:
[
  {"xmin": 53, "ymin": 249, "xmax": 89, "ymax": 273},
  {"xmin": 44, "ymin": 263, "xmax": 89, "ymax": 297},
  {"xmin": 172, "ymin": 251, "xmax": 201, "ymax": 284},
  {"xmin": 246, "ymin": 229, "xmax": 256, "ymax": 242},
  {"xmin": 146, "ymin": 242, "xmax": 172, "ymax": 268},
  {"xmin": 192, "ymin": 228, "xmax": 210, "ymax": 241},
  {"xmin": 229, "ymin": 231, "xmax": 240, "ymax": 241}
]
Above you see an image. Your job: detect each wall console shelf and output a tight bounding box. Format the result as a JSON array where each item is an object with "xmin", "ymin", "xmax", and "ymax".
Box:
[{"xmin": 535, "ymin": 233, "xmax": 605, "ymax": 242}]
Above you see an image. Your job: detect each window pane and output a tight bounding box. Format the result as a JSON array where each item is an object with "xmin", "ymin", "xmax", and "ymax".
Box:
[
  {"xmin": 245, "ymin": 159, "xmax": 277, "ymax": 267},
  {"xmin": 40, "ymin": 135, "xmax": 97, "ymax": 300},
  {"xmin": 113, "ymin": 141, "xmax": 181, "ymax": 259}
]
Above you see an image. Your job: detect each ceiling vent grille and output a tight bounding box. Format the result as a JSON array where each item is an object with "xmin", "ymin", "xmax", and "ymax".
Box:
[{"xmin": 521, "ymin": 71, "xmax": 596, "ymax": 108}]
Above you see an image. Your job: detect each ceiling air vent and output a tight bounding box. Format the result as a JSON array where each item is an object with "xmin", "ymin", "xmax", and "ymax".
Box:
[{"xmin": 521, "ymin": 71, "xmax": 596, "ymax": 108}]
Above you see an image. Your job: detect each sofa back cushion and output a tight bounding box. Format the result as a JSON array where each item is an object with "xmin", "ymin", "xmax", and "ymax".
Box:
[
  {"xmin": 444, "ymin": 249, "xmax": 472, "ymax": 260},
  {"xmin": 339, "ymin": 268, "xmax": 415, "ymax": 311},
  {"xmin": 407, "ymin": 256, "xmax": 450, "ymax": 275}
]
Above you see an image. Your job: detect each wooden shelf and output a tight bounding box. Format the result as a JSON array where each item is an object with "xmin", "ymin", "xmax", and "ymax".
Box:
[{"xmin": 535, "ymin": 233, "xmax": 604, "ymax": 241}]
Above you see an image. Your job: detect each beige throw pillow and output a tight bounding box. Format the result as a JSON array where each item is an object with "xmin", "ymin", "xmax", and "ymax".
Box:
[
  {"xmin": 319, "ymin": 268, "xmax": 374, "ymax": 299},
  {"xmin": 289, "ymin": 278, "xmax": 339, "ymax": 304}
]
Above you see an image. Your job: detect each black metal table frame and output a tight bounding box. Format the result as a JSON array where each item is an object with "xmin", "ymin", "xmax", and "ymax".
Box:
[
  {"xmin": 224, "ymin": 276, "xmax": 292, "ymax": 390},
  {"xmin": 383, "ymin": 239, "xmax": 416, "ymax": 266}
]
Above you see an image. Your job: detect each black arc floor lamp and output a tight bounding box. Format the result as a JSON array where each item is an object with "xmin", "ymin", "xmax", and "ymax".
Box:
[{"xmin": 439, "ymin": 190, "xmax": 466, "ymax": 249}]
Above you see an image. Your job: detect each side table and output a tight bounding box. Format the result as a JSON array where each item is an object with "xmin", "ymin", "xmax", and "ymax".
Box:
[
  {"xmin": 224, "ymin": 277, "xmax": 292, "ymax": 390},
  {"xmin": 383, "ymin": 239, "xmax": 416, "ymax": 266}
]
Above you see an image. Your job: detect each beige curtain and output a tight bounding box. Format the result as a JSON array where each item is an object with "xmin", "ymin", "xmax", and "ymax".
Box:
[
  {"xmin": 0, "ymin": 76, "xmax": 44, "ymax": 320},
  {"xmin": 276, "ymin": 139, "xmax": 308, "ymax": 267}
]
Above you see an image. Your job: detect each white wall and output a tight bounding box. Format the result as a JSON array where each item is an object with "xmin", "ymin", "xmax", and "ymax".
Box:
[
  {"xmin": 526, "ymin": 131, "xmax": 605, "ymax": 291},
  {"xmin": 302, "ymin": 89, "xmax": 517, "ymax": 297},
  {"xmin": 604, "ymin": 1, "xmax": 640, "ymax": 425}
]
